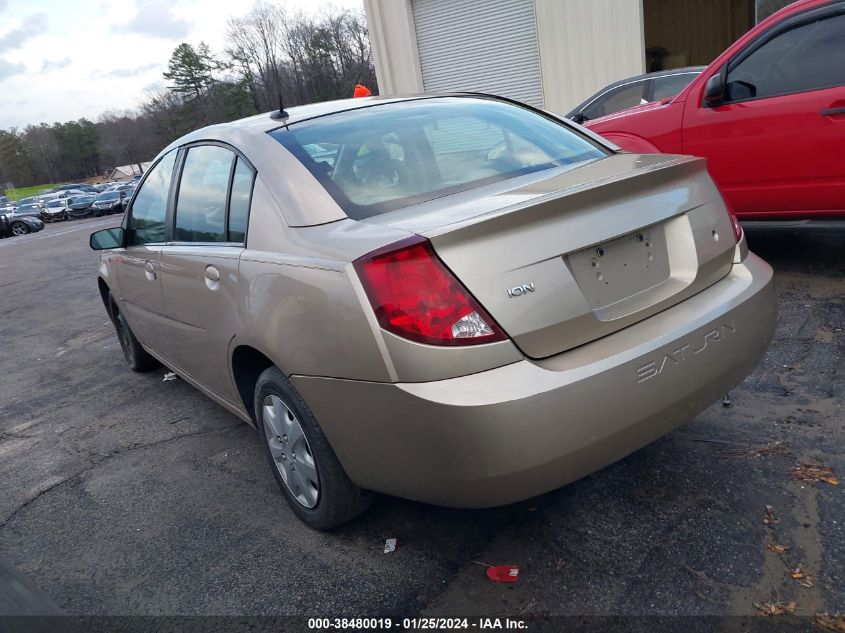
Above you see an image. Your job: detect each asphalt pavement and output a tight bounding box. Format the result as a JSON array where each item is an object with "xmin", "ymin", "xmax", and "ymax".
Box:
[{"xmin": 0, "ymin": 217, "xmax": 842, "ymax": 620}]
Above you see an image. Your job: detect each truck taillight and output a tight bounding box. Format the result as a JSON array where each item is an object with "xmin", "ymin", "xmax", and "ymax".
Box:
[{"xmin": 354, "ymin": 236, "xmax": 506, "ymax": 346}]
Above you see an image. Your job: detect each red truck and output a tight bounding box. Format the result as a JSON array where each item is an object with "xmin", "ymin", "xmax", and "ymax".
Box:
[{"xmin": 586, "ymin": 0, "xmax": 845, "ymax": 220}]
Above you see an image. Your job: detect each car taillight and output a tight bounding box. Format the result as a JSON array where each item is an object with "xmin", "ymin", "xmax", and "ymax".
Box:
[
  {"xmin": 354, "ymin": 236, "xmax": 506, "ymax": 346},
  {"xmin": 718, "ymin": 191, "xmax": 743, "ymax": 244},
  {"xmin": 730, "ymin": 213, "xmax": 743, "ymax": 243}
]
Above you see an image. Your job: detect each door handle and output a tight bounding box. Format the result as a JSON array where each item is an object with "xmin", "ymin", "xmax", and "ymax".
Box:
[
  {"xmin": 820, "ymin": 107, "xmax": 845, "ymax": 117},
  {"xmin": 204, "ymin": 265, "xmax": 220, "ymax": 290},
  {"xmin": 143, "ymin": 261, "xmax": 156, "ymax": 281}
]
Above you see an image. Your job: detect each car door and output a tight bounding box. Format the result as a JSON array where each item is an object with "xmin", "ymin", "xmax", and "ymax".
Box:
[
  {"xmin": 159, "ymin": 144, "xmax": 256, "ymax": 405},
  {"xmin": 116, "ymin": 149, "xmax": 178, "ymax": 352},
  {"xmin": 682, "ymin": 5, "xmax": 845, "ymax": 217}
]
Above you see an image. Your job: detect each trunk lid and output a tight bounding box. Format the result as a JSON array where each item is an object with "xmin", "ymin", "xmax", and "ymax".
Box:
[{"xmin": 362, "ymin": 153, "xmax": 737, "ymax": 358}]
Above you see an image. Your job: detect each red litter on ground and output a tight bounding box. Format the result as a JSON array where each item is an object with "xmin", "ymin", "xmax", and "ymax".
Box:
[{"xmin": 486, "ymin": 565, "xmax": 519, "ymax": 583}]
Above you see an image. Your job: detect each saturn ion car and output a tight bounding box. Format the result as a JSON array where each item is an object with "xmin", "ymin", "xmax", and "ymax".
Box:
[{"xmin": 90, "ymin": 95, "xmax": 775, "ymax": 529}]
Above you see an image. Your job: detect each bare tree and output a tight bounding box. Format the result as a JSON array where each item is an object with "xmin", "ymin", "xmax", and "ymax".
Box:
[
  {"xmin": 226, "ymin": 3, "xmax": 287, "ymax": 111},
  {"xmin": 0, "ymin": 2, "xmax": 379, "ymax": 186}
]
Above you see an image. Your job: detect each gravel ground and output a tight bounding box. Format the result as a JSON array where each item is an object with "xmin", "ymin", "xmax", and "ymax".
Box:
[{"xmin": 0, "ymin": 217, "xmax": 842, "ymax": 621}]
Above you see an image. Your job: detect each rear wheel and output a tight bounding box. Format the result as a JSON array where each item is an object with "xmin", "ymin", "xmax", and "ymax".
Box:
[
  {"xmin": 109, "ymin": 296, "xmax": 159, "ymax": 372},
  {"xmin": 10, "ymin": 222, "xmax": 29, "ymax": 236},
  {"xmin": 255, "ymin": 366, "xmax": 372, "ymax": 529}
]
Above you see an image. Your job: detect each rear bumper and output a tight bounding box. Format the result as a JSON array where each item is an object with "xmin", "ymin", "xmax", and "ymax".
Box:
[{"xmin": 293, "ymin": 253, "xmax": 775, "ymax": 508}]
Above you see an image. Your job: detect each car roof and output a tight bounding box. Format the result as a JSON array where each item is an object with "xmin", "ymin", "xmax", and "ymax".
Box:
[
  {"xmin": 156, "ymin": 93, "xmax": 616, "ymax": 227},
  {"xmin": 162, "ymin": 95, "xmax": 419, "ymax": 149}
]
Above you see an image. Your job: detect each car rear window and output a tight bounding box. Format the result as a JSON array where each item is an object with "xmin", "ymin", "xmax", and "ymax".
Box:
[{"xmin": 270, "ymin": 97, "xmax": 608, "ymax": 219}]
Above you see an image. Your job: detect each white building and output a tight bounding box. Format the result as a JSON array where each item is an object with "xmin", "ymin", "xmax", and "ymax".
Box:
[
  {"xmin": 109, "ymin": 162, "xmax": 152, "ymax": 181},
  {"xmin": 363, "ymin": 0, "xmax": 788, "ymax": 114}
]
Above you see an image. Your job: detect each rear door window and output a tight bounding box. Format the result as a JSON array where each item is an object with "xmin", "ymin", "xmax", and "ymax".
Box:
[
  {"xmin": 652, "ymin": 73, "xmax": 698, "ymax": 100},
  {"xmin": 173, "ymin": 145, "xmax": 234, "ymax": 243},
  {"xmin": 581, "ymin": 81, "xmax": 647, "ymax": 120},
  {"xmin": 227, "ymin": 158, "xmax": 255, "ymax": 243}
]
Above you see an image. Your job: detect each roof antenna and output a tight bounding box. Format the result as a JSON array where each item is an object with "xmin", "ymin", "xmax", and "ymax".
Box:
[
  {"xmin": 269, "ymin": 60, "xmax": 289, "ymax": 122},
  {"xmin": 270, "ymin": 89, "xmax": 289, "ymax": 121}
]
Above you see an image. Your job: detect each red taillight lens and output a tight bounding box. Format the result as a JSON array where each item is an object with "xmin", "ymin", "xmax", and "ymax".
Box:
[
  {"xmin": 354, "ymin": 236, "xmax": 507, "ymax": 346},
  {"xmin": 730, "ymin": 213, "xmax": 743, "ymax": 243}
]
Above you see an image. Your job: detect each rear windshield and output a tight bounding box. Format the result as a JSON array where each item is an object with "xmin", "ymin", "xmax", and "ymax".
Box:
[{"xmin": 270, "ymin": 97, "xmax": 608, "ymax": 219}]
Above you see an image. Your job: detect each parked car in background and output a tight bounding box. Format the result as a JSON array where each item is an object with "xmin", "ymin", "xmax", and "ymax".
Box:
[
  {"xmin": 566, "ymin": 67, "xmax": 705, "ymax": 123},
  {"xmin": 8, "ymin": 203, "xmax": 43, "ymax": 220},
  {"xmin": 90, "ymin": 94, "xmax": 774, "ymax": 529},
  {"xmin": 52, "ymin": 183, "xmax": 99, "ymax": 194},
  {"xmin": 67, "ymin": 195, "xmax": 97, "ymax": 219},
  {"xmin": 91, "ymin": 190, "xmax": 125, "ymax": 215},
  {"xmin": 120, "ymin": 188, "xmax": 136, "ymax": 211},
  {"xmin": 586, "ymin": 0, "xmax": 845, "ymax": 220},
  {"xmin": 0, "ymin": 211, "xmax": 43, "ymax": 237},
  {"xmin": 42, "ymin": 198, "xmax": 70, "ymax": 222},
  {"xmin": 37, "ymin": 189, "xmax": 87, "ymax": 204}
]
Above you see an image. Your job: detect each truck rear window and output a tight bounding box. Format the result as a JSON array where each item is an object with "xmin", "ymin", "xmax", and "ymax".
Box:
[{"xmin": 270, "ymin": 97, "xmax": 608, "ymax": 219}]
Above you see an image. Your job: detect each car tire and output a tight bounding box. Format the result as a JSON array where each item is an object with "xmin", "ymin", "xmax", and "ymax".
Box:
[
  {"xmin": 108, "ymin": 296, "xmax": 159, "ymax": 372},
  {"xmin": 255, "ymin": 366, "xmax": 373, "ymax": 530},
  {"xmin": 10, "ymin": 222, "xmax": 29, "ymax": 236}
]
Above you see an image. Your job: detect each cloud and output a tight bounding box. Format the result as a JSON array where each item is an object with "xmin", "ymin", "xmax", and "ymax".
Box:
[
  {"xmin": 40, "ymin": 58, "xmax": 72, "ymax": 74},
  {"xmin": 113, "ymin": 0, "xmax": 191, "ymax": 39},
  {"xmin": 0, "ymin": 58, "xmax": 26, "ymax": 81},
  {"xmin": 0, "ymin": 13, "xmax": 48, "ymax": 53},
  {"xmin": 0, "ymin": 0, "xmax": 8, "ymax": 12},
  {"xmin": 94, "ymin": 62, "xmax": 162, "ymax": 79}
]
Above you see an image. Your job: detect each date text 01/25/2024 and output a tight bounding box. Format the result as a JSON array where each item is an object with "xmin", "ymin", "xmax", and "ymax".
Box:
[{"xmin": 307, "ymin": 617, "xmax": 528, "ymax": 630}]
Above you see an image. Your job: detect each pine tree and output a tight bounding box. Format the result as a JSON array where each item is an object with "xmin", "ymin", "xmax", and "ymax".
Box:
[{"xmin": 163, "ymin": 42, "xmax": 216, "ymax": 100}]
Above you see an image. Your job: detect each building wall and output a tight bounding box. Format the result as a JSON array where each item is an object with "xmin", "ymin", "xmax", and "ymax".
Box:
[
  {"xmin": 535, "ymin": 0, "xmax": 646, "ymax": 114},
  {"xmin": 643, "ymin": 0, "xmax": 753, "ymax": 68},
  {"xmin": 364, "ymin": 0, "xmax": 646, "ymax": 113},
  {"xmin": 362, "ymin": 0, "xmax": 424, "ymax": 95}
]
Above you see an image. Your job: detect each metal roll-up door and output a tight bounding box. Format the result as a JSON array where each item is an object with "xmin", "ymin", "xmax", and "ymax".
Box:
[{"xmin": 411, "ymin": 0, "xmax": 545, "ymax": 107}]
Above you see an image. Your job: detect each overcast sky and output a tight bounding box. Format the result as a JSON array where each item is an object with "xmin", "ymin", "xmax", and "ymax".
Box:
[{"xmin": 0, "ymin": 0, "xmax": 364, "ymax": 130}]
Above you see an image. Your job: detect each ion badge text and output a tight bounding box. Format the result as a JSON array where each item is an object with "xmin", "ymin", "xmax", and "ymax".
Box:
[
  {"xmin": 507, "ymin": 283, "xmax": 535, "ymax": 298},
  {"xmin": 636, "ymin": 320, "xmax": 736, "ymax": 383}
]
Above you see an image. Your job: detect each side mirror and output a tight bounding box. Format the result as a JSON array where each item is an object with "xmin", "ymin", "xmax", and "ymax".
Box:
[
  {"xmin": 90, "ymin": 227, "xmax": 124, "ymax": 250},
  {"xmin": 571, "ymin": 113, "xmax": 587, "ymax": 124},
  {"xmin": 703, "ymin": 73, "xmax": 724, "ymax": 108}
]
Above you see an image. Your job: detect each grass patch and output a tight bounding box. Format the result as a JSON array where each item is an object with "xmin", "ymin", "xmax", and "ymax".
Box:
[{"xmin": 5, "ymin": 184, "xmax": 66, "ymax": 202}]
